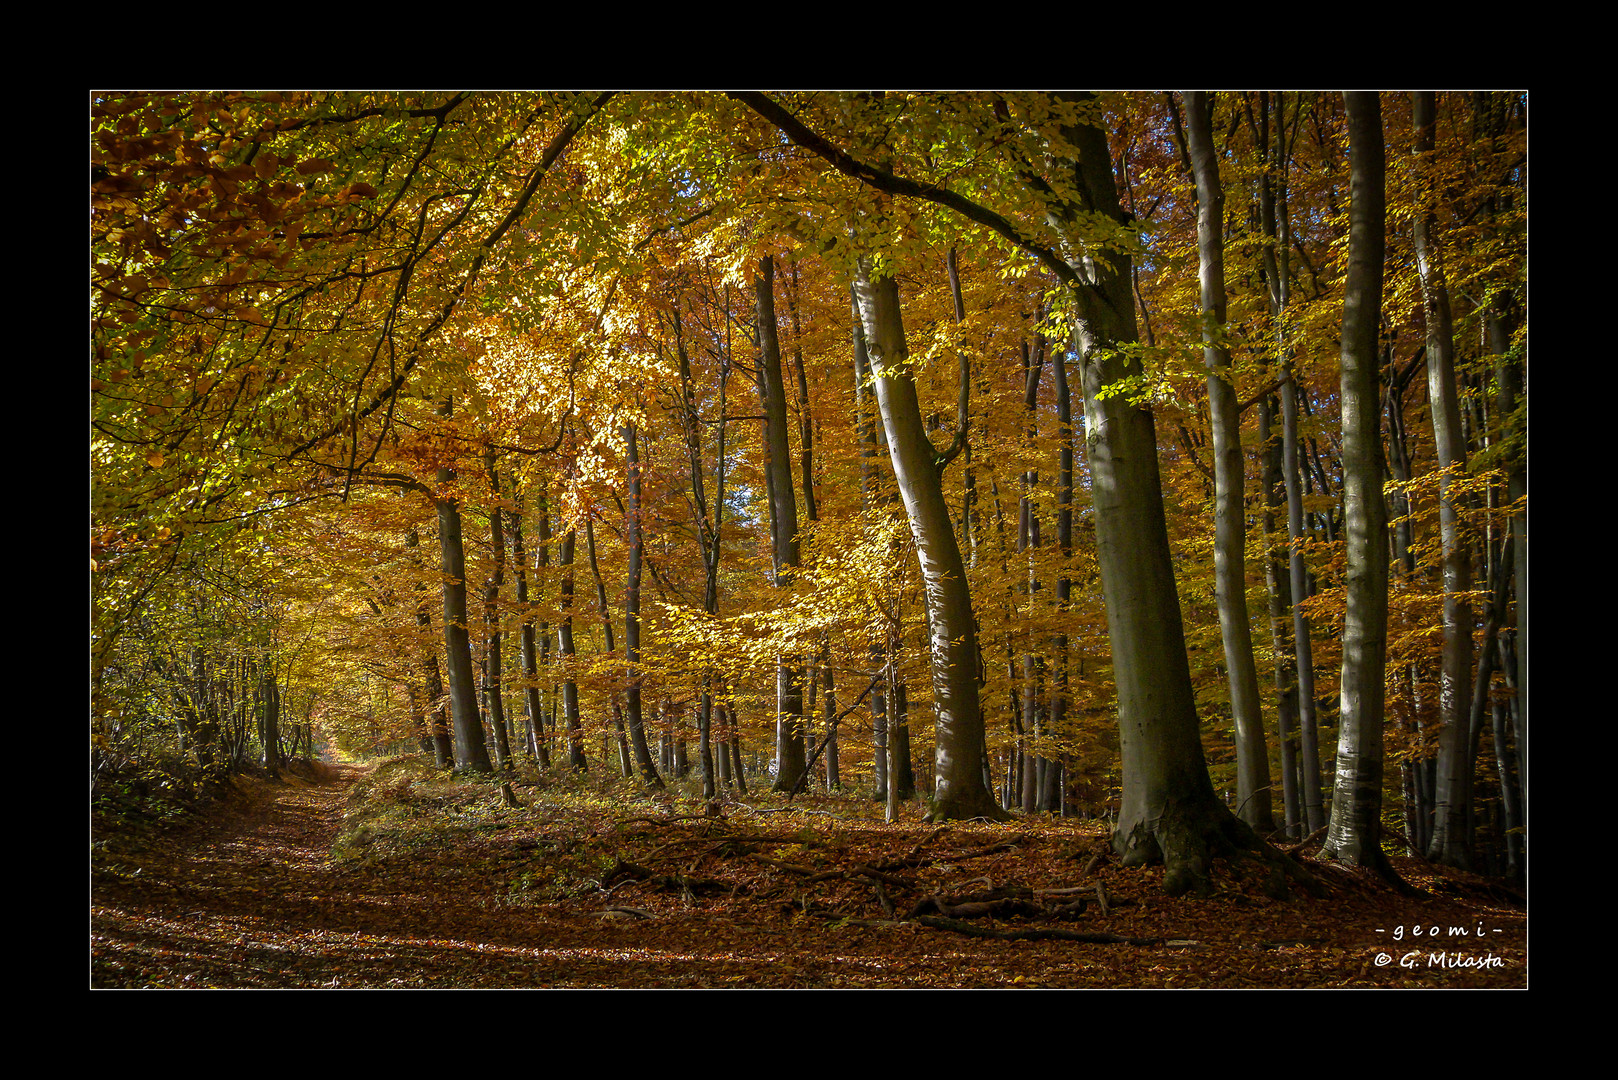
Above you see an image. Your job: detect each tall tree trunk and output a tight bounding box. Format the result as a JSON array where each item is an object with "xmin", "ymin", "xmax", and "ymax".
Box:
[
  {"xmin": 1184, "ymin": 91, "xmax": 1276, "ymax": 834},
  {"xmin": 513, "ymin": 484, "xmax": 551, "ymax": 768},
  {"xmin": 852, "ymin": 285, "xmax": 890, "ymax": 803},
  {"xmin": 675, "ymin": 306, "xmax": 726, "ymax": 800},
  {"xmin": 558, "ymin": 527, "xmax": 585, "ymax": 769},
  {"xmin": 258, "ymin": 665, "xmax": 281, "ymax": 778},
  {"xmin": 622, "ymin": 423, "xmax": 663, "ymax": 790},
  {"xmin": 1255, "ymin": 93, "xmax": 1325, "ymax": 833},
  {"xmin": 1019, "ymin": 326, "xmax": 1048, "ymax": 813},
  {"xmin": 1282, "ymin": 370, "xmax": 1325, "ymax": 832},
  {"xmin": 854, "ymin": 263, "xmax": 1006, "ymax": 822},
  {"xmin": 1047, "ymin": 323, "xmax": 1075, "ymax": 817},
  {"xmin": 1413, "ymin": 91, "xmax": 1477, "ymax": 870},
  {"xmin": 1258, "ymin": 396, "xmax": 1302, "ymax": 837},
  {"xmin": 482, "ymin": 451, "xmax": 513, "ymax": 771},
  {"xmin": 1050, "ymin": 98, "xmax": 1257, "ymax": 892},
  {"xmin": 437, "ymin": 399, "xmax": 492, "ymax": 774},
  {"xmin": 407, "ymin": 527, "xmax": 454, "ymax": 768},
  {"xmin": 585, "ymin": 516, "xmax": 632, "ymax": 776},
  {"xmin": 758, "ymin": 256, "xmax": 807, "ymax": 793},
  {"xmin": 1321, "ymin": 92, "xmax": 1396, "ymax": 878}
]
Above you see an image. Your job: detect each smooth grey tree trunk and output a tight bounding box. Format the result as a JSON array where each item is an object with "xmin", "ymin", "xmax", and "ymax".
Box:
[
  {"xmin": 1258, "ymin": 396, "xmax": 1302, "ymax": 837},
  {"xmin": 1251, "ymin": 94, "xmax": 1324, "ymax": 833},
  {"xmin": 1048, "ymin": 101, "xmax": 1252, "ymax": 892},
  {"xmin": 854, "ymin": 263, "xmax": 1006, "ymax": 822},
  {"xmin": 1413, "ymin": 91, "xmax": 1477, "ymax": 870},
  {"xmin": 1184, "ymin": 91, "xmax": 1276, "ymax": 835},
  {"xmin": 1047, "ymin": 300, "xmax": 1077, "ymax": 817},
  {"xmin": 1018, "ymin": 328, "xmax": 1050, "ymax": 813},
  {"xmin": 851, "ymin": 285, "xmax": 891, "ymax": 805},
  {"xmin": 1321, "ymin": 92, "xmax": 1396, "ymax": 877}
]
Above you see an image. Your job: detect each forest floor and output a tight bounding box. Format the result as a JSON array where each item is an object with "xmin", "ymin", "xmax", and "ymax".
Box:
[{"xmin": 91, "ymin": 756, "xmax": 1527, "ymax": 989}]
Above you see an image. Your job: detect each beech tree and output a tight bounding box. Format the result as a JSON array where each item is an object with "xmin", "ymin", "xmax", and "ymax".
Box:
[
  {"xmin": 1183, "ymin": 91, "xmax": 1274, "ymax": 834},
  {"xmin": 1321, "ymin": 92, "xmax": 1392, "ymax": 876}
]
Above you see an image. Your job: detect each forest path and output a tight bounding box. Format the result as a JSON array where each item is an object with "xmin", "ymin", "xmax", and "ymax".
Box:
[
  {"xmin": 92, "ymin": 761, "xmax": 1528, "ymax": 988},
  {"xmin": 91, "ymin": 761, "xmax": 631, "ymax": 988},
  {"xmin": 92, "ymin": 763, "xmax": 403, "ymax": 987}
]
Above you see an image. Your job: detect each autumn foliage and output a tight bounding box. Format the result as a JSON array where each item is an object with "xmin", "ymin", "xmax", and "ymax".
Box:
[{"xmin": 92, "ymin": 92, "xmax": 1526, "ymax": 885}]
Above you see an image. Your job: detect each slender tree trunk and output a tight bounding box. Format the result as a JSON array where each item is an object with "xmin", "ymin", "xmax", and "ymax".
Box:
[
  {"xmin": 622, "ymin": 422, "xmax": 663, "ymax": 790},
  {"xmin": 675, "ymin": 308, "xmax": 726, "ymax": 800},
  {"xmin": 1258, "ymin": 397, "xmax": 1302, "ymax": 838},
  {"xmin": 854, "ymin": 262, "xmax": 1006, "ymax": 822},
  {"xmin": 436, "ymin": 399, "xmax": 492, "ymax": 774},
  {"xmin": 758, "ymin": 257, "xmax": 807, "ymax": 793},
  {"xmin": 1185, "ymin": 91, "xmax": 1276, "ymax": 835},
  {"xmin": 1019, "ymin": 327, "xmax": 1048, "ymax": 814},
  {"xmin": 725, "ymin": 703, "xmax": 748, "ymax": 794},
  {"xmin": 557, "ymin": 527, "xmax": 585, "ymax": 770},
  {"xmin": 513, "ymin": 485, "xmax": 552, "ymax": 768},
  {"xmin": 407, "ymin": 527, "xmax": 454, "ymax": 768},
  {"xmin": 1494, "ymin": 629, "xmax": 1524, "ymax": 880},
  {"xmin": 1385, "ymin": 350, "xmax": 1435, "ymax": 852},
  {"xmin": 258, "ymin": 666, "xmax": 281, "ymax": 778},
  {"xmin": 1047, "ymin": 337, "xmax": 1075, "ymax": 817},
  {"xmin": 482, "ymin": 452, "xmax": 513, "ymax": 771},
  {"xmin": 585, "ymin": 516, "xmax": 632, "ymax": 776},
  {"xmin": 1321, "ymin": 92, "xmax": 1396, "ymax": 878},
  {"xmin": 1282, "ymin": 375, "xmax": 1325, "ymax": 831},
  {"xmin": 822, "ymin": 656, "xmax": 839, "ymax": 790},
  {"xmin": 1253, "ymin": 92, "xmax": 1323, "ymax": 834},
  {"xmin": 852, "ymin": 286, "xmax": 890, "ymax": 804},
  {"xmin": 1413, "ymin": 92, "xmax": 1477, "ymax": 870}
]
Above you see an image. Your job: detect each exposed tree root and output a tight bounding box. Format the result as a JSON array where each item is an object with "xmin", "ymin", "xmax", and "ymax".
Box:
[
  {"xmin": 1115, "ymin": 796, "xmax": 1323, "ymax": 899},
  {"xmin": 1318, "ymin": 842, "xmax": 1422, "ymax": 898}
]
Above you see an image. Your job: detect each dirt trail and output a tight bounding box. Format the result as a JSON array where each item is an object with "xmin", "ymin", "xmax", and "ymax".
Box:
[{"xmin": 92, "ymin": 763, "xmax": 1528, "ymax": 988}]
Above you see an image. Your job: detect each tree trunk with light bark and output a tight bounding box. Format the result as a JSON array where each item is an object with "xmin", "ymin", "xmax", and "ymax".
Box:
[
  {"xmin": 1184, "ymin": 91, "xmax": 1276, "ymax": 835},
  {"xmin": 1320, "ymin": 92, "xmax": 1397, "ymax": 878},
  {"xmin": 854, "ymin": 263, "xmax": 1007, "ymax": 823},
  {"xmin": 1412, "ymin": 91, "xmax": 1477, "ymax": 870}
]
